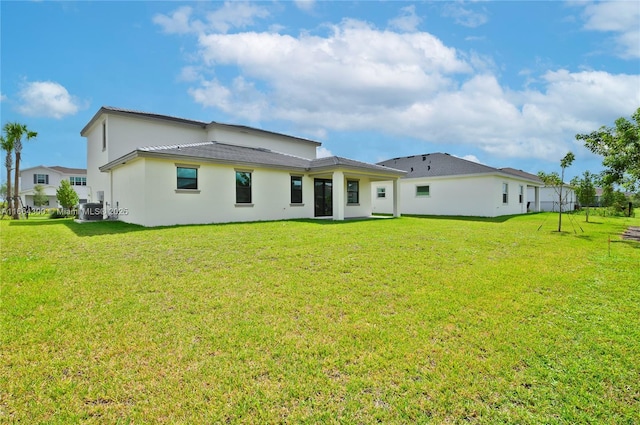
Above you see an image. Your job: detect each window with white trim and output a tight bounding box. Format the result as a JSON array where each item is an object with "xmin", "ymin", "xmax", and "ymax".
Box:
[
  {"xmin": 376, "ymin": 187, "xmax": 386, "ymax": 198},
  {"xmin": 34, "ymin": 174, "xmax": 49, "ymax": 185},
  {"xmin": 502, "ymin": 183, "xmax": 509, "ymax": 204},
  {"xmin": 519, "ymin": 185, "xmax": 524, "ymax": 204}
]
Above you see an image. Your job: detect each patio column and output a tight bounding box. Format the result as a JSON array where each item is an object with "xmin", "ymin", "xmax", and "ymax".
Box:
[
  {"xmin": 535, "ymin": 186, "xmax": 540, "ymax": 212},
  {"xmin": 393, "ymin": 178, "xmax": 401, "ymax": 218},
  {"xmin": 332, "ymin": 171, "xmax": 345, "ymax": 220}
]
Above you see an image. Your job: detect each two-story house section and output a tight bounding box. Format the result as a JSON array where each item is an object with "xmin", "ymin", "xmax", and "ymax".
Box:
[
  {"xmin": 19, "ymin": 165, "xmax": 88, "ymax": 208},
  {"xmin": 81, "ymin": 106, "xmax": 406, "ymax": 226}
]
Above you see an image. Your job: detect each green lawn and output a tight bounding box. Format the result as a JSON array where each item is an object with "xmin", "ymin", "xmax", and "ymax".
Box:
[{"xmin": 1, "ymin": 213, "xmax": 639, "ymax": 424}]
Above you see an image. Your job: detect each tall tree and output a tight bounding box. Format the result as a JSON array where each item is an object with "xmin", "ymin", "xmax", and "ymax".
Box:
[
  {"xmin": 0, "ymin": 132, "xmax": 14, "ymax": 216},
  {"xmin": 538, "ymin": 152, "xmax": 575, "ymax": 232},
  {"xmin": 576, "ymin": 107, "xmax": 640, "ymax": 192},
  {"xmin": 5, "ymin": 123, "xmax": 37, "ymax": 219},
  {"xmin": 571, "ymin": 171, "xmax": 597, "ymax": 222}
]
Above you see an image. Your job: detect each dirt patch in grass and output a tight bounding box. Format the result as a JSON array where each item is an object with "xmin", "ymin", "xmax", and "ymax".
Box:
[{"xmin": 622, "ymin": 226, "xmax": 640, "ymax": 241}]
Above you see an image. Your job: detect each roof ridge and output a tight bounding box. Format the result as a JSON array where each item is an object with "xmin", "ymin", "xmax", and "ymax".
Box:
[{"xmin": 103, "ymin": 106, "xmax": 209, "ymax": 125}]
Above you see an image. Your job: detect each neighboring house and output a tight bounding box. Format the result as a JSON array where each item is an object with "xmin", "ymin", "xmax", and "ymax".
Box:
[
  {"xmin": 528, "ymin": 184, "xmax": 576, "ymax": 212},
  {"xmin": 372, "ymin": 153, "xmax": 542, "ymax": 217},
  {"xmin": 81, "ymin": 106, "xmax": 405, "ymax": 227},
  {"xmin": 19, "ymin": 165, "xmax": 88, "ymax": 208}
]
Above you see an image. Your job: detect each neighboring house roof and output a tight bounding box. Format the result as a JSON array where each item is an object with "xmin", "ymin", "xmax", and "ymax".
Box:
[
  {"xmin": 377, "ymin": 153, "xmax": 542, "ymax": 184},
  {"xmin": 81, "ymin": 106, "xmax": 321, "ymax": 147},
  {"xmin": 499, "ymin": 168, "xmax": 543, "ymax": 183},
  {"xmin": 99, "ymin": 141, "xmax": 406, "ymax": 176},
  {"xmin": 49, "ymin": 166, "xmax": 87, "ymax": 175},
  {"xmin": 20, "ymin": 165, "xmax": 87, "ymax": 175}
]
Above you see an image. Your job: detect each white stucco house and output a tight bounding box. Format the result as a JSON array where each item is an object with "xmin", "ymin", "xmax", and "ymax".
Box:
[
  {"xmin": 19, "ymin": 165, "xmax": 88, "ymax": 208},
  {"xmin": 81, "ymin": 106, "xmax": 405, "ymax": 227},
  {"xmin": 372, "ymin": 153, "xmax": 542, "ymax": 217}
]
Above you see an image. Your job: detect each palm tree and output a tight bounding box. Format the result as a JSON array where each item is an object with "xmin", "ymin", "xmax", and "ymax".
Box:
[
  {"xmin": 0, "ymin": 132, "xmax": 14, "ymax": 216},
  {"xmin": 5, "ymin": 122, "xmax": 37, "ymax": 219}
]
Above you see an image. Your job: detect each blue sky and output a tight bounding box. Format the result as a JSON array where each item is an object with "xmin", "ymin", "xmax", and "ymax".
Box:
[{"xmin": 1, "ymin": 1, "xmax": 639, "ymax": 183}]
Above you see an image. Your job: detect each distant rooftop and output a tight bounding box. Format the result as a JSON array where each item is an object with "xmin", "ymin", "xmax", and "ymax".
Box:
[{"xmin": 378, "ymin": 153, "xmax": 541, "ymax": 184}]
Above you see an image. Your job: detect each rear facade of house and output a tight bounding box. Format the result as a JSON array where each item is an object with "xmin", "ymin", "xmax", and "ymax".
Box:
[{"xmin": 82, "ymin": 107, "xmax": 405, "ymax": 227}]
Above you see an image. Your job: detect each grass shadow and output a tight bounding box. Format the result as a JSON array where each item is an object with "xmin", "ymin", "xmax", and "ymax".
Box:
[
  {"xmin": 402, "ymin": 213, "xmax": 535, "ymax": 223},
  {"xmin": 612, "ymin": 240, "xmax": 640, "ymax": 249}
]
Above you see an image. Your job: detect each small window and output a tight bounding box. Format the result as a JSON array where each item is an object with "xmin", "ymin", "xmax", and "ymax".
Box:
[
  {"xmin": 102, "ymin": 121, "xmax": 107, "ymax": 151},
  {"xmin": 347, "ymin": 180, "xmax": 359, "ymax": 204},
  {"xmin": 34, "ymin": 174, "xmax": 49, "ymax": 185},
  {"xmin": 377, "ymin": 187, "xmax": 386, "ymax": 198},
  {"xmin": 291, "ymin": 176, "xmax": 303, "ymax": 204},
  {"xmin": 177, "ymin": 167, "xmax": 198, "ymax": 190},
  {"xmin": 236, "ymin": 171, "xmax": 252, "ymax": 204},
  {"xmin": 416, "ymin": 185, "xmax": 430, "ymax": 197},
  {"xmin": 502, "ymin": 183, "xmax": 509, "ymax": 204},
  {"xmin": 519, "ymin": 185, "xmax": 524, "ymax": 204}
]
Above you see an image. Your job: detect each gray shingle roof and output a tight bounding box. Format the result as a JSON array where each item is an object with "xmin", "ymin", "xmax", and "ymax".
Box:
[
  {"xmin": 101, "ymin": 142, "xmax": 406, "ymax": 176},
  {"xmin": 140, "ymin": 142, "xmax": 311, "ymax": 170},
  {"xmin": 377, "ymin": 153, "xmax": 541, "ymax": 184},
  {"xmin": 378, "ymin": 153, "xmax": 498, "ymax": 178},
  {"xmin": 49, "ymin": 166, "xmax": 87, "ymax": 175}
]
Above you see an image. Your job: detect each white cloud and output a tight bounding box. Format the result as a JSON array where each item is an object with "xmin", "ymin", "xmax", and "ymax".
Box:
[
  {"xmin": 0, "ymin": 93, "xmax": 6, "ymax": 102},
  {"xmin": 580, "ymin": 1, "xmax": 640, "ymax": 59},
  {"xmin": 441, "ymin": 3, "xmax": 488, "ymax": 28},
  {"xmin": 153, "ymin": 2, "xmax": 269, "ymax": 35},
  {"xmin": 294, "ymin": 0, "xmax": 315, "ymax": 13},
  {"xmin": 17, "ymin": 81, "xmax": 81, "ymax": 119},
  {"xmin": 178, "ymin": 66, "xmax": 202, "ymax": 82},
  {"xmin": 455, "ymin": 154, "xmax": 482, "ymax": 164},
  {"xmin": 316, "ymin": 146, "xmax": 333, "ymax": 158},
  {"xmin": 159, "ymin": 11, "xmax": 639, "ymax": 161},
  {"xmin": 388, "ymin": 5, "xmax": 422, "ymax": 32},
  {"xmin": 153, "ymin": 6, "xmax": 198, "ymax": 34}
]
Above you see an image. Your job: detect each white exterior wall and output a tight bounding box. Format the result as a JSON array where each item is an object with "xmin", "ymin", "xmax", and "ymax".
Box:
[
  {"xmin": 112, "ymin": 158, "xmax": 318, "ymax": 227},
  {"xmin": 372, "ymin": 181, "xmax": 394, "ymax": 214},
  {"xmin": 85, "ymin": 112, "xmax": 319, "ymax": 212},
  {"xmin": 110, "ymin": 159, "xmax": 147, "ymax": 224},
  {"xmin": 105, "ymin": 115, "xmax": 205, "ymax": 162},
  {"xmin": 373, "ymin": 175, "xmax": 531, "ymax": 217},
  {"xmin": 86, "ymin": 116, "xmax": 111, "ymax": 206},
  {"xmin": 529, "ymin": 186, "xmax": 576, "ymax": 212},
  {"xmin": 344, "ymin": 176, "xmax": 373, "ymax": 218},
  {"xmin": 207, "ymin": 127, "xmax": 317, "ymax": 160}
]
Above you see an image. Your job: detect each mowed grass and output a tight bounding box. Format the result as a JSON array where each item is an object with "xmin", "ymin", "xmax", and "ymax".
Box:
[{"xmin": 1, "ymin": 213, "xmax": 639, "ymax": 424}]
